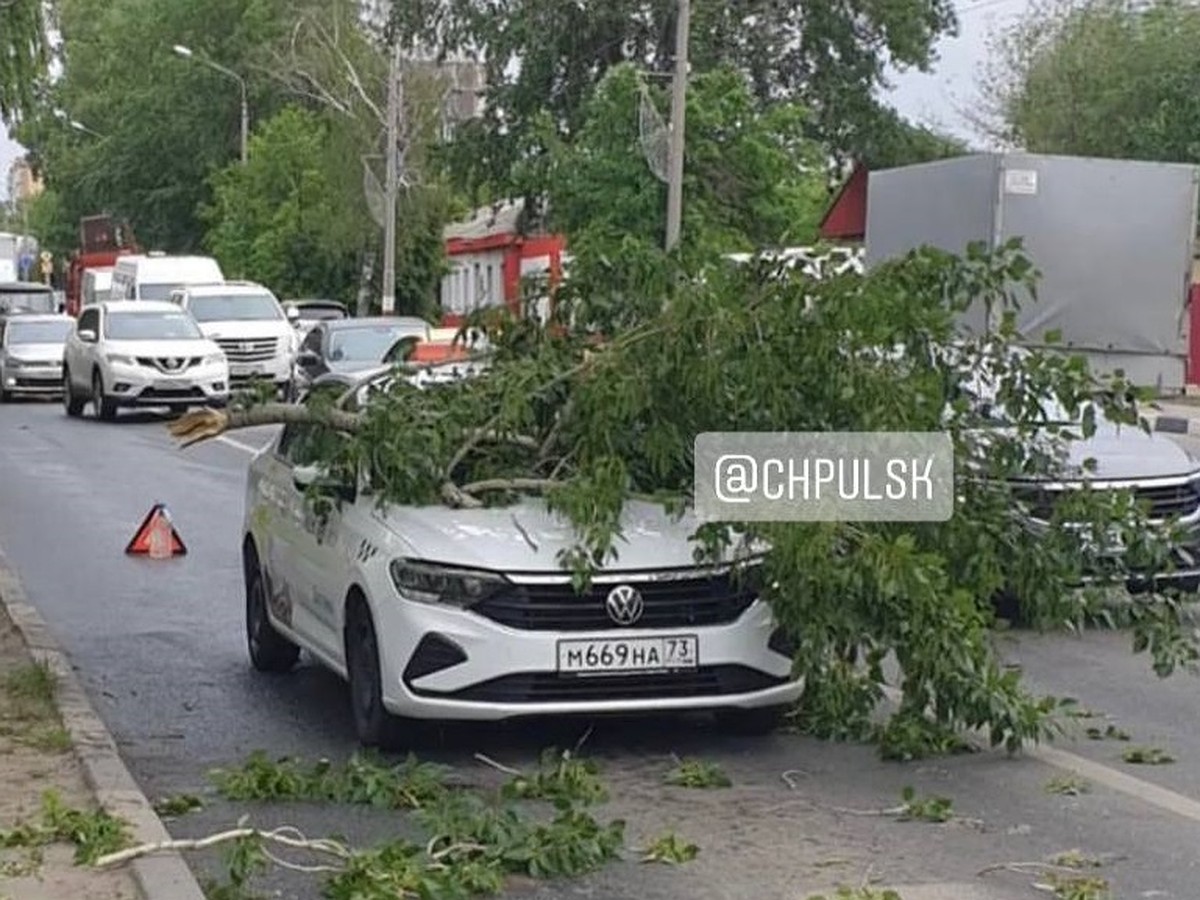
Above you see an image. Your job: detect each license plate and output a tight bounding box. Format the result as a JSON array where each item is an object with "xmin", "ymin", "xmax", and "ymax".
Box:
[
  {"xmin": 556, "ymin": 635, "xmax": 698, "ymax": 674},
  {"xmin": 154, "ymin": 380, "xmax": 190, "ymax": 390},
  {"xmin": 232, "ymin": 362, "xmax": 264, "ymax": 375}
]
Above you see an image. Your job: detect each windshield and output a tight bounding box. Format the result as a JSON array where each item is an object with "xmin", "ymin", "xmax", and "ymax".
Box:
[
  {"xmin": 189, "ymin": 293, "xmax": 282, "ymax": 322},
  {"xmin": 0, "ymin": 290, "xmax": 55, "ymax": 314},
  {"xmin": 137, "ymin": 283, "xmax": 182, "ymax": 301},
  {"xmin": 105, "ymin": 311, "xmax": 203, "ymax": 341},
  {"xmin": 7, "ymin": 321, "xmax": 72, "ymax": 345},
  {"xmin": 327, "ymin": 325, "xmax": 428, "ymax": 362}
]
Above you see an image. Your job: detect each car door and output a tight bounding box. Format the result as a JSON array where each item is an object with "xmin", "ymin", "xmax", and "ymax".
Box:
[
  {"xmin": 273, "ymin": 411, "xmax": 354, "ymax": 660},
  {"xmin": 67, "ymin": 308, "xmax": 100, "ymax": 390}
]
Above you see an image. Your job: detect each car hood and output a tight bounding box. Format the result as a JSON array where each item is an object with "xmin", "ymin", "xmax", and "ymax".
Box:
[
  {"xmin": 5, "ymin": 342, "xmax": 64, "ymax": 362},
  {"xmin": 1058, "ymin": 421, "xmax": 1197, "ymax": 480},
  {"xmin": 373, "ymin": 498, "xmax": 758, "ymax": 574},
  {"xmin": 197, "ymin": 321, "xmax": 291, "ymax": 340},
  {"xmin": 105, "ymin": 338, "xmax": 220, "ymax": 356}
]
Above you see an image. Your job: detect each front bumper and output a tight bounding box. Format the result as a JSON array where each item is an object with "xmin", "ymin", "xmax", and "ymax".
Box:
[
  {"xmin": 228, "ymin": 355, "xmax": 293, "ymax": 391},
  {"xmin": 3, "ymin": 362, "xmax": 63, "ymax": 395},
  {"xmin": 372, "ymin": 596, "xmax": 802, "ymax": 722},
  {"xmin": 105, "ymin": 360, "xmax": 230, "ymax": 407}
]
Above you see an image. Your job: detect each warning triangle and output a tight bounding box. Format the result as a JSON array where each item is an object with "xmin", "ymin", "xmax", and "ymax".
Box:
[{"xmin": 125, "ymin": 503, "xmax": 187, "ymax": 557}]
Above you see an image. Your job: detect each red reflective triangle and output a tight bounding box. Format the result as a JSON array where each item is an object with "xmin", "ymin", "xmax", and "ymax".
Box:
[{"xmin": 125, "ymin": 504, "xmax": 187, "ymax": 556}]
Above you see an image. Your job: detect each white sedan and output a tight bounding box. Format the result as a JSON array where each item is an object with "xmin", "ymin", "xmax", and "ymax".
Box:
[{"xmin": 240, "ymin": 372, "xmax": 801, "ymax": 748}]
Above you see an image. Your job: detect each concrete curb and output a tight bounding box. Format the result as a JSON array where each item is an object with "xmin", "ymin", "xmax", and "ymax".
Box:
[{"xmin": 0, "ymin": 549, "xmax": 207, "ymax": 900}]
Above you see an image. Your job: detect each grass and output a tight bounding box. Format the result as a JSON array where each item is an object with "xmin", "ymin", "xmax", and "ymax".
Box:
[{"xmin": 0, "ymin": 660, "xmax": 70, "ymax": 753}]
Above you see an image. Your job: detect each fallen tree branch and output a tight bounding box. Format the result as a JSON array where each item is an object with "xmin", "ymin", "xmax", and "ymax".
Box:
[
  {"xmin": 473, "ymin": 752, "xmax": 524, "ymax": 777},
  {"xmin": 459, "ymin": 477, "xmax": 565, "ymax": 496},
  {"xmin": 169, "ymin": 404, "xmax": 364, "ymax": 447},
  {"xmin": 93, "ymin": 825, "xmax": 352, "ymax": 869}
]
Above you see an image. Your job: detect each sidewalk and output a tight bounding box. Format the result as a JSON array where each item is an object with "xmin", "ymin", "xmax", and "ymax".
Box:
[{"xmin": 0, "ymin": 603, "xmax": 137, "ymax": 900}]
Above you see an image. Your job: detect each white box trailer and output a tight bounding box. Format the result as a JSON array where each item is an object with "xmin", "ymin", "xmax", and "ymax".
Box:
[{"xmin": 863, "ymin": 153, "xmax": 1200, "ymax": 392}]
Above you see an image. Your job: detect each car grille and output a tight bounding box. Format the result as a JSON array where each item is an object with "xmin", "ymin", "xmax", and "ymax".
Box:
[
  {"xmin": 1019, "ymin": 481, "xmax": 1200, "ymax": 521},
  {"xmin": 469, "ymin": 571, "xmax": 759, "ymax": 632},
  {"xmin": 216, "ymin": 337, "xmax": 278, "ymax": 363},
  {"xmin": 136, "ymin": 356, "xmax": 202, "ymax": 374},
  {"xmin": 411, "ymin": 666, "xmax": 786, "ymax": 703},
  {"xmin": 139, "ymin": 386, "xmax": 205, "ymax": 400}
]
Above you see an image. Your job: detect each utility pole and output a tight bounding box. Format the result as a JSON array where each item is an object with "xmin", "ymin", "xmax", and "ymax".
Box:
[
  {"xmin": 381, "ymin": 40, "xmax": 402, "ymax": 315},
  {"xmin": 664, "ymin": 0, "xmax": 690, "ymax": 253}
]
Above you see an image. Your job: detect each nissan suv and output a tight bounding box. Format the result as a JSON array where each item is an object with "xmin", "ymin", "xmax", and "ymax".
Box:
[
  {"xmin": 170, "ymin": 282, "xmax": 298, "ymax": 397},
  {"xmin": 62, "ymin": 301, "xmax": 229, "ymax": 419}
]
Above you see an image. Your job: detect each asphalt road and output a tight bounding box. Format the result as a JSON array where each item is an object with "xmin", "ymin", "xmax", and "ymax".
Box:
[{"xmin": 3, "ymin": 397, "xmax": 1200, "ymax": 899}]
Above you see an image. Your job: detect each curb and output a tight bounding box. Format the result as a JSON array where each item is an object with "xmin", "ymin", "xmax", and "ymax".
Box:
[{"xmin": 0, "ymin": 549, "xmax": 207, "ymax": 900}]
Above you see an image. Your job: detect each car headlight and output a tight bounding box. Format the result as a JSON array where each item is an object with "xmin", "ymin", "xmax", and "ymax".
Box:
[
  {"xmin": 106, "ymin": 354, "xmax": 137, "ymax": 366},
  {"xmin": 203, "ymin": 353, "xmax": 226, "ymax": 365},
  {"xmin": 388, "ymin": 559, "xmax": 509, "ymax": 606}
]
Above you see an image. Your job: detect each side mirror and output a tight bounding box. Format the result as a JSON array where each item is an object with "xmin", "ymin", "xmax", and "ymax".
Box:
[
  {"xmin": 78, "ymin": 328, "xmax": 97, "ymax": 343},
  {"xmin": 285, "ymin": 304, "xmax": 300, "ymax": 321},
  {"xmin": 293, "ymin": 463, "xmax": 354, "ymax": 501}
]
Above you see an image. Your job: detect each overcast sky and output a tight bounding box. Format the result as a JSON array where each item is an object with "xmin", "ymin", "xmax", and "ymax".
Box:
[{"xmin": 1, "ymin": 0, "xmax": 1027, "ymax": 202}]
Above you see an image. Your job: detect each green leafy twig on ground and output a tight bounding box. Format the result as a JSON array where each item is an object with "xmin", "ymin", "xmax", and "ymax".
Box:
[
  {"xmin": 896, "ymin": 786, "xmax": 953, "ymax": 823},
  {"xmin": 208, "ymin": 750, "xmax": 449, "ymax": 808},
  {"xmin": 0, "ymin": 661, "xmax": 71, "ymax": 753},
  {"xmin": 640, "ymin": 832, "xmax": 698, "ymax": 865},
  {"xmin": 663, "ymin": 757, "xmax": 731, "ymax": 789},
  {"xmin": 494, "ymin": 747, "xmax": 608, "ymax": 805},
  {"xmin": 806, "ymin": 887, "xmax": 904, "ymax": 899},
  {"xmin": 1121, "ymin": 746, "xmax": 1174, "ymax": 765},
  {"xmin": 1036, "ymin": 873, "xmax": 1111, "ymax": 899},
  {"xmin": 0, "ymin": 789, "xmax": 131, "ymax": 865},
  {"xmin": 1085, "ymin": 725, "xmax": 1130, "ymax": 741},
  {"xmin": 153, "ymin": 794, "xmax": 204, "ymax": 818},
  {"xmin": 1044, "ymin": 774, "xmax": 1091, "ymax": 796}
]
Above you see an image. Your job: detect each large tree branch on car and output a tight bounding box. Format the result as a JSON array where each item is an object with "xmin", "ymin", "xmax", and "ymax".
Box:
[{"xmin": 169, "ymin": 404, "xmax": 364, "ymax": 448}]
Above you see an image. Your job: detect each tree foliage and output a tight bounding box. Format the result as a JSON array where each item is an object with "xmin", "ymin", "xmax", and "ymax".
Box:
[
  {"xmin": 979, "ymin": 0, "xmax": 1200, "ymax": 160},
  {"xmin": 174, "ymin": 240, "xmax": 1200, "ymax": 756},
  {"xmin": 0, "ymin": 0, "xmax": 48, "ymax": 125},
  {"xmin": 531, "ymin": 63, "xmax": 829, "ymax": 326},
  {"xmin": 395, "ymin": 0, "xmax": 959, "ymax": 196}
]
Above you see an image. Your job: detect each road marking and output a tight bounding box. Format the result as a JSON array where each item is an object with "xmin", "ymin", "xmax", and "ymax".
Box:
[
  {"xmin": 216, "ymin": 435, "xmax": 267, "ymax": 455},
  {"xmin": 880, "ymin": 685, "xmax": 1200, "ymax": 824}
]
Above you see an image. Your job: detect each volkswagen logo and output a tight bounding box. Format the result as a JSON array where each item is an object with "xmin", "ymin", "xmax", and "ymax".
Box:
[{"xmin": 605, "ymin": 584, "xmax": 644, "ymax": 626}]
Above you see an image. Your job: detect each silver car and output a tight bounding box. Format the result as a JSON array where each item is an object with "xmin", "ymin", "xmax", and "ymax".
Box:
[{"xmin": 0, "ymin": 313, "xmax": 74, "ymax": 400}]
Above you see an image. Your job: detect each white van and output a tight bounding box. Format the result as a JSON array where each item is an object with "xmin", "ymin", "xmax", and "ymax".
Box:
[
  {"xmin": 82, "ymin": 268, "xmax": 113, "ymax": 307},
  {"xmin": 109, "ymin": 254, "xmax": 224, "ymax": 302}
]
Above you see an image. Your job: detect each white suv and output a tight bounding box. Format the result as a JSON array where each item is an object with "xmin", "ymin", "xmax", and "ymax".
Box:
[
  {"xmin": 170, "ymin": 282, "xmax": 297, "ymax": 396},
  {"xmin": 62, "ymin": 301, "xmax": 229, "ymax": 419}
]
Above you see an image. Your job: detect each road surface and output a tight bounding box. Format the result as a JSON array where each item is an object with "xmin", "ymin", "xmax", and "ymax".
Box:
[{"xmin": 1, "ymin": 398, "xmax": 1200, "ymax": 898}]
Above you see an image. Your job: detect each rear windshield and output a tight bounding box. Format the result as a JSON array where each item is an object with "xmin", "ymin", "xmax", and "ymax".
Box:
[
  {"xmin": 105, "ymin": 311, "xmax": 203, "ymax": 340},
  {"xmin": 0, "ymin": 290, "xmax": 55, "ymax": 314},
  {"xmin": 137, "ymin": 283, "xmax": 183, "ymax": 301},
  {"xmin": 189, "ymin": 293, "xmax": 282, "ymax": 322},
  {"xmin": 7, "ymin": 320, "xmax": 73, "ymax": 344}
]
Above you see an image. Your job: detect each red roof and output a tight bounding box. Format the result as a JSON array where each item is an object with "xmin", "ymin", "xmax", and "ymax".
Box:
[{"xmin": 818, "ymin": 162, "xmax": 868, "ymax": 241}]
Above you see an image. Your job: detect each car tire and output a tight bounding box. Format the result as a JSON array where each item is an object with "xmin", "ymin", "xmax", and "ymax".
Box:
[
  {"xmin": 63, "ymin": 371, "xmax": 85, "ymax": 417},
  {"xmin": 245, "ymin": 557, "xmax": 300, "ymax": 673},
  {"xmin": 91, "ymin": 370, "xmax": 117, "ymax": 421},
  {"xmin": 344, "ymin": 596, "xmax": 407, "ymax": 750},
  {"xmin": 714, "ymin": 704, "xmax": 789, "ymax": 736}
]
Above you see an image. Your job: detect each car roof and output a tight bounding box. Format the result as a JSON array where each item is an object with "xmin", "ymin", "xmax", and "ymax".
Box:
[
  {"xmin": 96, "ymin": 300, "xmax": 185, "ymax": 314},
  {"xmin": 322, "ymin": 316, "xmax": 430, "ymax": 331},
  {"xmin": 3, "ymin": 313, "xmax": 72, "ymax": 323},
  {"xmin": 0, "ymin": 281, "xmax": 53, "ymax": 292},
  {"xmin": 288, "ymin": 299, "xmax": 347, "ymax": 308},
  {"xmin": 180, "ymin": 281, "xmax": 274, "ymax": 297}
]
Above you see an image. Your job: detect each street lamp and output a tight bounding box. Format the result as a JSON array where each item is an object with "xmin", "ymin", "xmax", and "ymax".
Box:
[{"xmin": 172, "ymin": 43, "xmax": 248, "ymax": 164}]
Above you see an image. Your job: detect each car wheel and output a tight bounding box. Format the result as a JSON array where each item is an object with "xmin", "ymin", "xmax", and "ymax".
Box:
[
  {"xmin": 91, "ymin": 370, "xmax": 117, "ymax": 421},
  {"xmin": 245, "ymin": 558, "xmax": 300, "ymax": 673},
  {"xmin": 62, "ymin": 371, "xmax": 85, "ymax": 416},
  {"xmin": 344, "ymin": 597, "xmax": 406, "ymax": 749},
  {"xmin": 714, "ymin": 704, "xmax": 789, "ymax": 736}
]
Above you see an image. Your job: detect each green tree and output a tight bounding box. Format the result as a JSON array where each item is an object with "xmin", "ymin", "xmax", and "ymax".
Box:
[
  {"xmin": 980, "ymin": 0, "xmax": 1200, "ymax": 160},
  {"xmin": 0, "ymin": 0, "xmax": 47, "ymax": 124},
  {"xmin": 202, "ymin": 106, "xmax": 360, "ymax": 302},
  {"xmin": 857, "ymin": 106, "xmax": 971, "ymax": 170},
  {"xmin": 395, "ymin": 0, "xmax": 959, "ymax": 196},
  {"xmin": 534, "ymin": 64, "xmax": 829, "ymax": 328}
]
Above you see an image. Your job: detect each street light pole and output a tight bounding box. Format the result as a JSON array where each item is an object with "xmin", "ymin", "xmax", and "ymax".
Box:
[
  {"xmin": 172, "ymin": 44, "xmax": 248, "ymax": 165},
  {"xmin": 381, "ymin": 40, "xmax": 403, "ymax": 316},
  {"xmin": 665, "ymin": 0, "xmax": 690, "ymax": 253}
]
